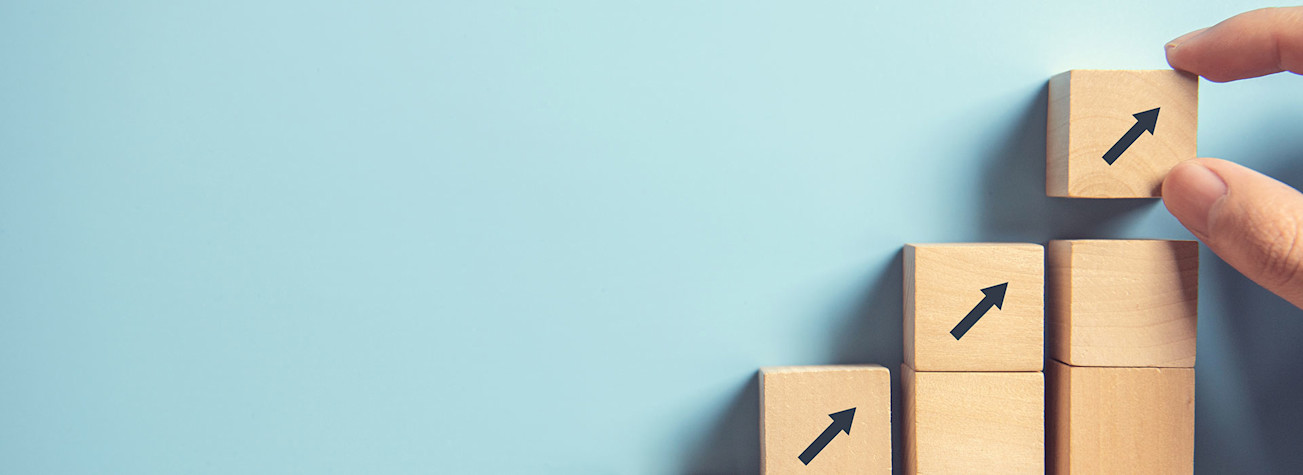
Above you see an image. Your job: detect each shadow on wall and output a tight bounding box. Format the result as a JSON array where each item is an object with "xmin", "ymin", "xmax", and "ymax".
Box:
[
  {"xmin": 675, "ymin": 253, "xmax": 902, "ymax": 475},
  {"xmin": 678, "ymin": 375, "xmax": 761, "ymax": 474},
  {"xmin": 976, "ymin": 82, "xmax": 1157, "ymax": 243},
  {"xmin": 824, "ymin": 251, "xmax": 904, "ymax": 472},
  {"xmin": 1200, "ymin": 144, "xmax": 1303, "ymax": 474}
]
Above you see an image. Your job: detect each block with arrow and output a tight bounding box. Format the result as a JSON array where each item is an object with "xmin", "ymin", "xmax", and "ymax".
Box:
[
  {"xmin": 760, "ymin": 365, "xmax": 890, "ymax": 474},
  {"xmin": 904, "ymin": 243, "xmax": 1043, "ymax": 372},
  {"xmin": 1047, "ymin": 69, "xmax": 1198, "ymax": 198}
]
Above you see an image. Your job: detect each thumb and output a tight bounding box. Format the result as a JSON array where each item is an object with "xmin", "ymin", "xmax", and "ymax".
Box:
[{"xmin": 1163, "ymin": 158, "xmax": 1303, "ymax": 308}]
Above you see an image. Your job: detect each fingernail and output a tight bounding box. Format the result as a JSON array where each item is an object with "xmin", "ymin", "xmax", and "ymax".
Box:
[
  {"xmin": 1164, "ymin": 160, "xmax": 1228, "ymax": 236},
  {"xmin": 1167, "ymin": 27, "xmax": 1208, "ymax": 49}
]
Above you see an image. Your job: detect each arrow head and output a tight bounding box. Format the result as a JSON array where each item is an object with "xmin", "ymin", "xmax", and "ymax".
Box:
[
  {"xmin": 981, "ymin": 283, "xmax": 1008, "ymax": 309},
  {"xmin": 1133, "ymin": 107, "xmax": 1160, "ymax": 134},
  {"xmin": 828, "ymin": 408, "xmax": 855, "ymax": 435}
]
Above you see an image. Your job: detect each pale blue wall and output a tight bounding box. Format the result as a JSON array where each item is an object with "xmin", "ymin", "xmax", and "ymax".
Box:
[{"xmin": 3, "ymin": 1, "xmax": 1302, "ymax": 473}]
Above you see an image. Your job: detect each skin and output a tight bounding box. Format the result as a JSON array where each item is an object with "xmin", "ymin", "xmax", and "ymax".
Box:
[{"xmin": 1163, "ymin": 7, "xmax": 1303, "ymax": 308}]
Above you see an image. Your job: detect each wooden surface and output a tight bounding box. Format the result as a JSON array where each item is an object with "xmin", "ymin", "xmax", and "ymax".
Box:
[
  {"xmin": 1048, "ymin": 239, "xmax": 1198, "ymax": 367},
  {"xmin": 760, "ymin": 365, "xmax": 891, "ymax": 474},
  {"xmin": 1047, "ymin": 360, "xmax": 1195, "ymax": 474},
  {"xmin": 904, "ymin": 243, "xmax": 1044, "ymax": 371},
  {"xmin": 902, "ymin": 365, "xmax": 1044, "ymax": 474},
  {"xmin": 1047, "ymin": 69, "xmax": 1198, "ymax": 198}
]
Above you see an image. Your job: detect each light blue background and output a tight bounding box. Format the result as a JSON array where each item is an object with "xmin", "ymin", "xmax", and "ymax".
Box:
[{"xmin": 4, "ymin": 1, "xmax": 1303, "ymax": 473}]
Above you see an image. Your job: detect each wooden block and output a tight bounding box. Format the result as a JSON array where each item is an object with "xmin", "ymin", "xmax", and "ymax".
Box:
[
  {"xmin": 1048, "ymin": 239, "xmax": 1198, "ymax": 367},
  {"xmin": 1047, "ymin": 359, "xmax": 1194, "ymax": 474},
  {"xmin": 760, "ymin": 365, "xmax": 891, "ymax": 474},
  {"xmin": 1047, "ymin": 69, "xmax": 1198, "ymax": 198},
  {"xmin": 904, "ymin": 243, "xmax": 1044, "ymax": 372},
  {"xmin": 902, "ymin": 365, "xmax": 1044, "ymax": 474}
]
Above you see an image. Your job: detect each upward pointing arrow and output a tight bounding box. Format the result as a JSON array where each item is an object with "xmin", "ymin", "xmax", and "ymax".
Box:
[
  {"xmin": 1102, "ymin": 107, "xmax": 1160, "ymax": 165},
  {"xmin": 798, "ymin": 408, "xmax": 855, "ymax": 465},
  {"xmin": 949, "ymin": 283, "xmax": 1008, "ymax": 340}
]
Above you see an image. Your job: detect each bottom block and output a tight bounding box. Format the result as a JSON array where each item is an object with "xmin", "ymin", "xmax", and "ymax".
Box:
[
  {"xmin": 760, "ymin": 365, "xmax": 891, "ymax": 474},
  {"xmin": 1048, "ymin": 359, "xmax": 1194, "ymax": 474},
  {"xmin": 902, "ymin": 365, "xmax": 1044, "ymax": 474}
]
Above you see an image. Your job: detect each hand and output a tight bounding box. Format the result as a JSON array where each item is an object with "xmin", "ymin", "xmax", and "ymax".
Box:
[{"xmin": 1162, "ymin": 7, "xmax": 1303, "ymax": 308}]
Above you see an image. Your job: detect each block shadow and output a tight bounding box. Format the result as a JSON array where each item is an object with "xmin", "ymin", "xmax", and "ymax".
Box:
[
  {"xmin": 677, "ymin": 252, "xmax": 902, "ymax": 474},
  {"xmin": 677, "ymin": 375, "xmax": 761, "ymax": 474},
  {"xmin": 975, "ymin": 83, "xmax": 1157, "ymax": 243},
  {"xmin": 825, "ymin": 251, "xmax": 904, "ymax": 472},
  {"xmin": 1199, "ymin": 147, "xmax": 1303, "ymax": 474}
]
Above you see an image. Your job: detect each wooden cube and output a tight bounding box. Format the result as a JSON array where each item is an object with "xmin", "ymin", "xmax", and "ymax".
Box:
[
  {"xmin": 760, "ymin": 365, "xmax": 891, "ymax": 474},
  {"xmin": 1047, "ymin": 359, "xmax": 1194, "ymax": 474},
  {"xmin": 1048, "ymin": 239, "xmax": 1198, "ymax": 367},
  {"xmin": 1047, "ymin": 69, "xmax": 1198, "ymax": 198},
  {"xmin": 904, "ymin": 243, "xmax": 1044, "ymax": 372},
  {"xmin": 902, "ymin": 365, "xmax": 1044, "ymax": 474}
]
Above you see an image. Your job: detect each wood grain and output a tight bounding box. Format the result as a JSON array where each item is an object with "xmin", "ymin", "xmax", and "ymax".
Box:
[
  {"xmin": 902, "ymin": 365, "xmax": 1044, "ymax": 474},
  {"xmin": 1047, "ymin": 70, "xmax": 1198, "ymax": 198},
  {"xmin": 1048, "ymin": 239, "xmax": 1198, "ymax": 367},
  {"xmin": 1047, "ymin": 359, "xmax": 1194, "ymax": 474}
]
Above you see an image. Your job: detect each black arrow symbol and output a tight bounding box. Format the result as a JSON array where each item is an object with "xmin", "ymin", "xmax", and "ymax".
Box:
[
  {"xmin": 949, "ymin": 283, "xmax": 1008, "ymax": 340},
  {"xmin": 798, "ymin": 408, "xmax": 855, "ymax": 465},
  {"xmin": 1102, "ymin": 107, "xmax": 1160, "ymax": 165}
]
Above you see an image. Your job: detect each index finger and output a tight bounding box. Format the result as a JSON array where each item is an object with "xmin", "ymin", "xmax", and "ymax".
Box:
[{"xmin": 1165, "ymin": 7, "xmax": 1303, "ymax": 83}]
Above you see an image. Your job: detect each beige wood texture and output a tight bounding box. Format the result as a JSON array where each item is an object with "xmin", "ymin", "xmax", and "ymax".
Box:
[
  {"xmin": 1047, "ymin": 69, "xmax": 1198, "ymax": 198},
  {"xmin": 760, "ymin": 365, "xmax": 891, "ymax": 474},
  {"xmin": 904, "ymin": 243, "xmax": 1044, "ymax": 372},
  {"xmin": 1047, "ymin": 359, "xmax": 1194, "ymax": 474},
  {"xmin": 902, "ymin": 365, "xmax": 1044, "ymax": 474},
  {"xmin": 1048, "ymin": 239, "xmax": 1198, "ymax": 367}
]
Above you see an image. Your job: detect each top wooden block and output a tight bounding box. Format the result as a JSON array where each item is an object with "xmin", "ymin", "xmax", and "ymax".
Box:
[
  {"xmin": 904, "ymin": 243, "xmax": 1044, "ymax": 372},
  {"xmin": 1047, "ymin": 70, "xmax": 1198, "ymax": 198},
  {"xmin": 1048, "ymin": 239, "xmax": 1198, "ymax": 367}
]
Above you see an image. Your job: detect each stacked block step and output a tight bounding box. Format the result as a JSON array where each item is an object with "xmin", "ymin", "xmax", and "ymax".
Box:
[
  {"xmin": 1046, "ymin": 66, "xmax": 1201, "ymax": 474},
  {"xmin": 1046, "ymin": 239, "xmax": 1198, "ymax": 474},
  {"xmin": 902, "ymin": 243, "xmax": 1045, "ymax": 474},
  {"xmin": 752, "ymin": 67, "xmax": 1202, "ymax": 474}
]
